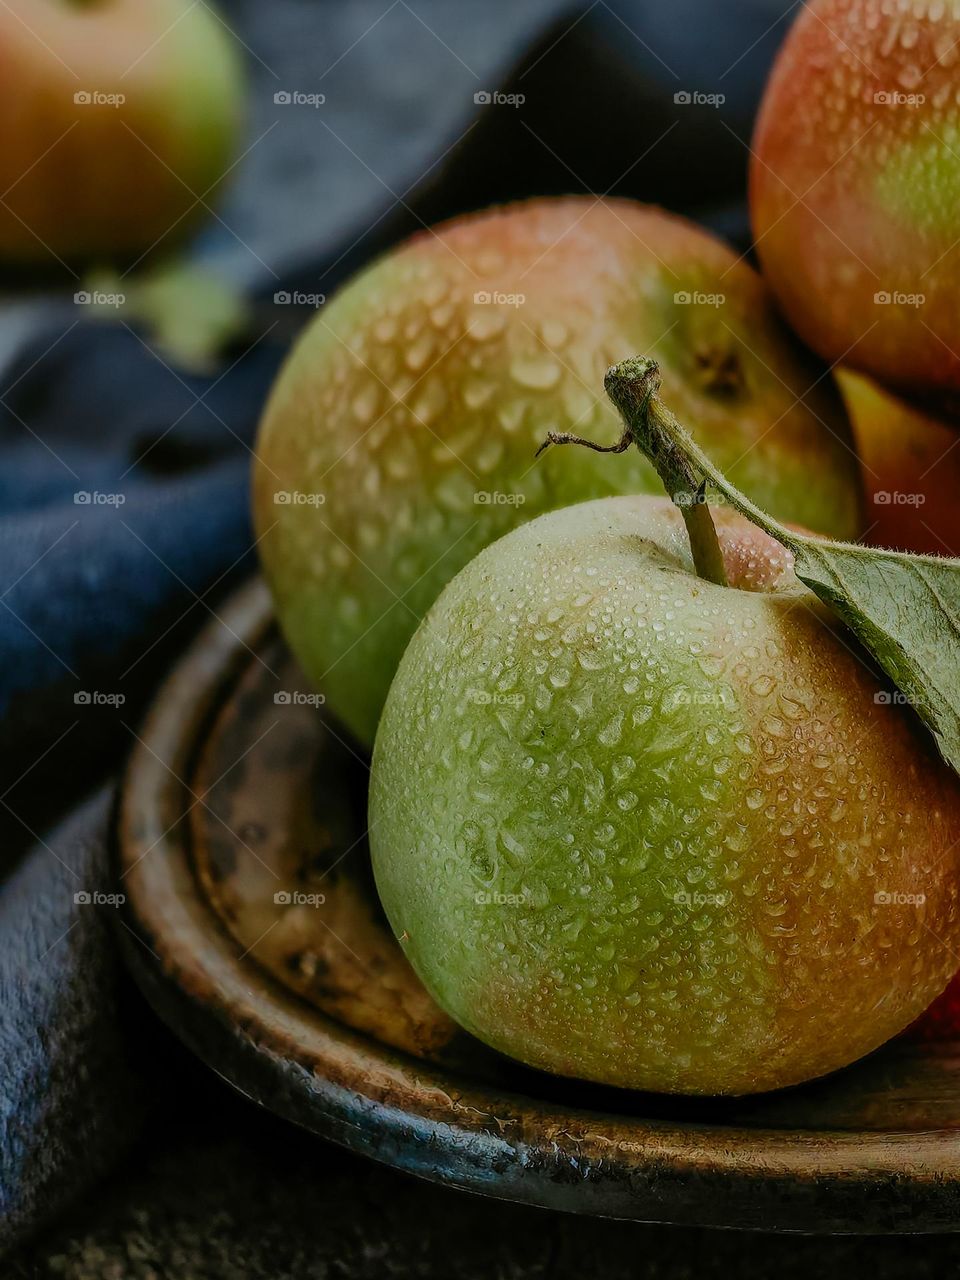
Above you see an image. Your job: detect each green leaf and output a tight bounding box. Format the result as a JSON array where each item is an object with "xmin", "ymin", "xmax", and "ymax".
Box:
[
  {"xmin": 82, "ymin": 261, "xmax": 251, "ymax": 374},
  {"xmin": 549, "ymin": 355, "xmax": 960, "ymax": 777}
]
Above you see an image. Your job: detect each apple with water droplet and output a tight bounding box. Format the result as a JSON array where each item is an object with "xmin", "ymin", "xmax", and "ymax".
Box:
[
  {"xmin": 836, "ymin": 366, "xmax": 960, "ymax": 556},
  {"xmin": 751, "ymin": 0, "xmax": 960, "ymax": 414},
  {"xmin": 0, "ymin": 0, "xmax": 244, "ymax": 264},
  {"xmin": 255, "ymin": 197, "xmax": 862, "ymax": 746},
  {"xmin": 369, "ymin": 485, "xmax": 960, "ymax": 1095}
]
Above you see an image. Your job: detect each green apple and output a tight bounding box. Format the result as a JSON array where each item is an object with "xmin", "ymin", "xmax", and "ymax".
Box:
[
  {"xmin": 0, "ymin": 0, "xmax": 244, "ymax": 264},
  {"xmin": 369, "ymin": 494, "xmax": 960, "ymax": 1095},
  {"xmin": 254, "ymin": 197, "xmax": 862, "ymax": 747}
]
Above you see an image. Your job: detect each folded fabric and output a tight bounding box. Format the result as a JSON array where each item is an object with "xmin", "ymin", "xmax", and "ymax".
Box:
[{"xmin": 0, "ymin": 791, "xmax": 147, "ymax": 1254}]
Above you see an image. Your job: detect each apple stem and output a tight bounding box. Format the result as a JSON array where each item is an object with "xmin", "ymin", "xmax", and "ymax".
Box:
[
  {"xmin": 673, "ymin": 482, "xmax": 729, "ymax": 588},
  {"xmin": 535, "ymin": 357, "xmax": 729, "ymax": 587}
]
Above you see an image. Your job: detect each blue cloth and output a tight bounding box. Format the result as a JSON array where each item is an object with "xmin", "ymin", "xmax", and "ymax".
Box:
[{"xmin": 0, "ymin": 0, "xmax": 789, "ymax": 1253}]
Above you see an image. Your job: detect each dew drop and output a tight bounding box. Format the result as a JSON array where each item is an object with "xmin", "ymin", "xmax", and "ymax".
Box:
[
  {"xmin": 351, "ymin": 384, "xmax": 380, "ymax": 424},
  {"xmin": 405, "ymin": 333, "xmax": 435, "ymax": 372},
  {"xmin": 497, "ymin": 400, "xmax": 524, "ymax": 432},
  {"xmin": 509, "ymin": 353, "xmax": 562, "ymax": 390},
  {"xmin": 469, "ymin": 311, "xmax": 507, "ymax": 342},
  {"xmin": 897, "ymin": 63, "xmax": 922, "ymax": 89},
  {"xmin": 432, "ymin": 301, "xmax": 457, "ymax": 328},
  {"xmin": 373, "ymin": 316, "xmax": 397, "ymax": 342},
  {"xmin": 539, "ymin": 319, "xmax": 569, "ymax": 347},
  {"xmin": 463, "ymin": 378, "xmax": 495, "ymax": 410},
  {"xmin": 409, "ymin": 381, "xmax": 447, "ymax": 425}
]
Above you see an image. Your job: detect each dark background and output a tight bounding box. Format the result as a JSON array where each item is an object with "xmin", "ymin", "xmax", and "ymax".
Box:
[{"xmin": 7, "ymin": 0, "xmax": 959, "ymax": 1273}]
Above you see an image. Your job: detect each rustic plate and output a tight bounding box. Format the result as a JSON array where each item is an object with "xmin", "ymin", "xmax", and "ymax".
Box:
[{"xmin": 116, "ymin": 578, "xmax": 960, "ymax": 1234}]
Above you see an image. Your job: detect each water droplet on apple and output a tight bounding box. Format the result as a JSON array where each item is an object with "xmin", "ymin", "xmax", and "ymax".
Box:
[
  {"xmin": 509, "ymin": 353, "xmax": 562, "ymax": 390},
  {"xmin": 463, "ymin": 377, "xmax": 495, "ymax": 409},
  {"xmin": 469, "ymin": 311, "xmax": 506, "ymax": 342}
]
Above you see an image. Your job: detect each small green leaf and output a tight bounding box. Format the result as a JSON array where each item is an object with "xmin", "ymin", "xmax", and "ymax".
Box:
[
  {"xmin": 82, "ymin": 260, "xmax": 251, "ymax": 374},
  {"xmin": 597, "ymin": 355, "xmax": 960, "ymax": 776}
]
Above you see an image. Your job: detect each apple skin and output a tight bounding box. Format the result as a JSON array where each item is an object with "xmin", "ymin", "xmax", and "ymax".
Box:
[
  {"xmin": 254, "ymin": 197, "xmax": 862, "ymax": 747},
  {"xmin": 837, "ymin": 367, "xmax": 960, "ymax": 556},
  {"xmin": 0, "ymin": 0, "xmax": 244, "ymax": 264},
  {"xmin": 751, "ymin": 0, "xmax": 960, "ymax": 413},
  {"xmin": 369, "ymin": 495, "xmax": 960, "ymax": 1096},
  {"xmin": 909, "ymin": 970, "xmax": 960, "ymax": 1039}
]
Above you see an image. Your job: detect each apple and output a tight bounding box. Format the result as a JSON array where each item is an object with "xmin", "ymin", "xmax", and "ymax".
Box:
[
  {"xmin": 369, "ymin": 494, "xmax": 960, "ymax": 1096},
  {"xmin": 0, "ymin": 0, "xmax": 244, "ymax": 264},
  {"xmin": 910, "ymin": 970, "xmax": 960, "ymax": 1040},
  {"xmin": 751, "ymin": 0, "xmax": 960, "ymax": 413},
  {"xmin": 254, "ymin": 197, "xmax": 862, "ymax": 747},
  {"xmin": 837, "ymin": 368, "xmax": 960, "ymax": 556}
]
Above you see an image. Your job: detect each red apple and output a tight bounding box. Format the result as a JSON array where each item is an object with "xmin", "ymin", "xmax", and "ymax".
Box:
[
  {"xmin": 837, "ymin": 367, "xmax": 960, "ymax": 556},
  {"xmin": 908, "ymin": 971, "xmax": 960, "ymax": 1041},
  {"xmin": 751, "ymin": 0, "xmax": 960, "ymax": 414},
  {"xmin": 0, "ymin": 0, "xmax": 244, "ymax": 265}
]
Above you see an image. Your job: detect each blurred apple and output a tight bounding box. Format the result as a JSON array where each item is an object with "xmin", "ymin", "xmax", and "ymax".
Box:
[
  {"xmin": 0, "ymin": 0, "xmax": 244, "ymax": 265},
  {"xmin": 837, "ymin": 368, "xmax": 960, "ymax": 556},
  {"xmin": 751, "ymin": 0, "xmax": 960, "ymax": 414}
]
